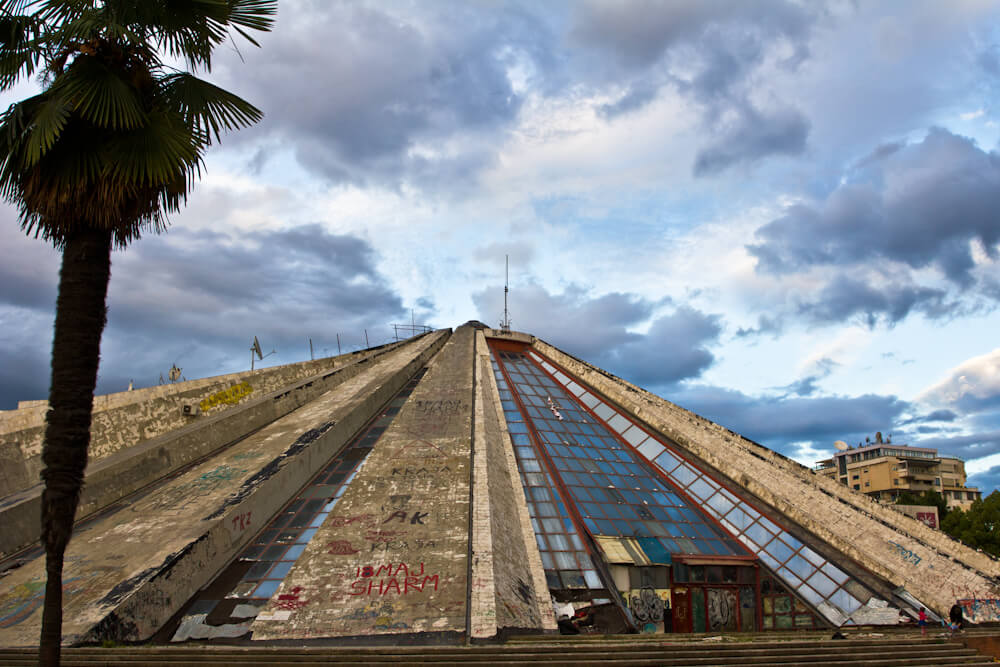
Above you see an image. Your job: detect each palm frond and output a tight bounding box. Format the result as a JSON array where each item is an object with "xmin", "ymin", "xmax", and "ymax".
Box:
[
  {"xmin": 161, "ymin": 71, "xmax": 261, "ymax": 144},
  {"xmin": 226, "ymin": 0, "xmax": 276, "ymax": 37},
  {"xmin": 50, "ymin": 55, "xmax": 146, "ymax": 131},
  {"xmin": 24, "ymin": 91, "xmax": 71, "ymax": 163},
  {"xmin": 0, "ymin": 11, "xmax": 45, "ymax": 89},
  {"xmin": 104, "ymin": 109, "xmax": 201, "ymax": 187}
]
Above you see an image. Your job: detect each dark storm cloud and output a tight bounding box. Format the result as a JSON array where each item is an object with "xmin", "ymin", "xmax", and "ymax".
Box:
[
  {"xmin": 472, "ymin": 283, "xmax": 721, "ymax": 386},
  {"xmin": 968, "ymin": 466, "xmax": 1000, "ymax": 497},
  {"xmin": 746, "ymin": 128, "xmax": 1000, "ymax": 327},
  {"xmin": 571, "ymin": 0, "xmax": 814, "ymax": 174},
  {"xmin": 900, "ymin": 409, "xmax": 960, "ymax": 425},
  {"xmin": 750, "ymin": 129, "xmax": 1000, "ymax": 283},
  {"xmin": 734, "ymin": 314, "xmax": 784, "ymax": 339},
  {"xmin": 693, "ymin": 106, "xmax": 809, "ymax": 176},
  {"xmin": 0, "ymin": 222, "xmax": 412, "ymax": 406},
  {"xmin": 914, "ymin": 431, "xmax": 1000, "ymax": 463},
  {"xmin": 570, "ymin": 0, "xmax": 810, "ymax": 70},
  {"xmin": 668, "ymin": 384, "xmax": 910, "ymax": 454},
  {"xmin": 599, "ymin": 306, "xmax": 722, "ymax": 386},
  {"xmin": 795, "ymin": 276, "xmax": 950, "ymax": 328},
  {"xmin": 217, "ymin": 1, "xmax": 555, "ymax": 188}
]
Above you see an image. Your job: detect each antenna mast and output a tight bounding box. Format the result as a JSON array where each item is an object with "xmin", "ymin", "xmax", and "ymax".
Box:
[{"xmin": 500, "ymin": 254, "xmax": 512, "ymax": 333}]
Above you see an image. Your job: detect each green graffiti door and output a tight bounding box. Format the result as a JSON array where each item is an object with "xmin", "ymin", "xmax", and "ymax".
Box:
[{"xmin": 691, "ymin": 588, "xmax": 706, "ymax": 633}]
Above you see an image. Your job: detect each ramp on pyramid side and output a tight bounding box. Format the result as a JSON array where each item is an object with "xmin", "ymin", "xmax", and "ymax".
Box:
[{"xmin": 0, "ymin": 331, "xmax": 447, "ymax": 646}]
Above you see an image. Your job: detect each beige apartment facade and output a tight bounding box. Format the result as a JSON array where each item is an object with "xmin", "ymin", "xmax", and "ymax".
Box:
[{"xmin": 815, "ymin": 441, "xmax": 982, "ymax": 511}]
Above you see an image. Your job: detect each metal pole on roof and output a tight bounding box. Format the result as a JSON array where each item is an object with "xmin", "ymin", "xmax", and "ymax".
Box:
[
  {"xmin": 364, "ymin": 329, "xmax": 369, "ymax": 348},
  {"xmin": 336, "ymin": 333, "xmax": 341, "ymax": 355}
]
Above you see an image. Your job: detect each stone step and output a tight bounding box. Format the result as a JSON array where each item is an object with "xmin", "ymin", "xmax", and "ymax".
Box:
[{"xmin": 0, "ymin": 643, "xmax": 988, "ymax": 667}]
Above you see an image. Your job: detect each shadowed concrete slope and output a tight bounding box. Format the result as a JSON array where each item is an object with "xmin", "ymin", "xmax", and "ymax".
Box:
[{"xmin": 0, "ymin": 332, "xmax": 446, "ymax": 646}]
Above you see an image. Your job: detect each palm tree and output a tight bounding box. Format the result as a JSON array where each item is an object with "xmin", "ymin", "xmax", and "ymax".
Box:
[{"xmin": 0, "ymin": 2, "xmax": 275, "ymax": 663}]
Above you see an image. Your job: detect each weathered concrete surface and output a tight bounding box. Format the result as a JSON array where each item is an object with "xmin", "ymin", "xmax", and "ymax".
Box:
[
  {"xmin": 0, "ymin": 331, "xmax": 446, "ymax": 646},
  {"xmin": 0, "ymin": 343, "xmax": 408, "ymax": 499},
  {"xmin": 470, "ymin": 330, "xmax": 554, "ymax": 638},
  {"xmin": 249, "ymin": 326, "xmax": 477, "ymax": 640},
  {"xmin": 0, "ymin": 338, "xmax": 427, "ymax": 560},
  {"xmin": 533, "ymin": 339, "xmax": 1000, "ymax": 618}
]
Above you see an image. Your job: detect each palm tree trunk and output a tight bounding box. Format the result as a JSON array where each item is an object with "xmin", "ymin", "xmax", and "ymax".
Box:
[{"xmin": 38, "ymin": 227, "xmax": 112, "ymax": 667}]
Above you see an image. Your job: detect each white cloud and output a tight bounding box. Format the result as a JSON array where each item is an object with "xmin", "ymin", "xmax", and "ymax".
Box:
[{"xmin": 919, "ymin": 347, "xmax": 1000, "ymax": 406}]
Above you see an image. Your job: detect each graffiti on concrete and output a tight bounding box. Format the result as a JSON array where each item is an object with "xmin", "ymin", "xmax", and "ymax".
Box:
[
  {"xmin": 383, "ymin": 510, "xmax": 428, "ymax": 525},
  {"xmin": 273, "ymin": 586, "xmax": 308, "ymax": 611},
  {"xmin": 349, "ymin": 562, "xmax": 439, "ymax": 596},
  {"xmin": 415, "ymin": 400, "xmax": 462, "ymax": 415},
  {"xmin": 326, "ymin": 540, "xmax": 360, "ymax": 555},
  {"xmin": 887, "ymin": 540, "xmax": 922, "ymax": 566},
  {"xmin": 390, "ymin": 466, "xmax": 451, "ymax": 479},
  {"xmin": 958, "ymin": 598, "xmax": 1000, "ymax": 624},
  {"xmin": 328, "ymin": 513, "xmax": 377, "ymax": 528},
  {"xmin": 230, "ymin": 511, "xmax": 252, "ymax": 532},
  {"xmin": 199, "ymin": 382, "xmax": 253, "ymax": 412}
]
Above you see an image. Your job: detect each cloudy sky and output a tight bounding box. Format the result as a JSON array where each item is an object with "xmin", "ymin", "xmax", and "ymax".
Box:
[{"xmin": 2, "ymin": 0, "xmax": 1000, "ymax": 495}]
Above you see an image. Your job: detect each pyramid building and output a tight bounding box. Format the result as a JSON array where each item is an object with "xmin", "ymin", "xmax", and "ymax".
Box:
[{"xmin": 0, "ymin": 323, "xmax": 997, "ymax": 645}]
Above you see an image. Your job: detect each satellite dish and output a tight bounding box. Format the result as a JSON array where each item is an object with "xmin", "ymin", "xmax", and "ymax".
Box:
[
  {"xmin": 252, "ymin": 336, "xmax": 263, "ymax": 361},
  {"xmin": 834, "ymin": 440, "xmax": 848, "ymax": 451}
]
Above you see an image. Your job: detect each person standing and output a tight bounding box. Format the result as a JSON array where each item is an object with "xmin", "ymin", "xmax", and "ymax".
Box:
[{"xmin": 918, "ymin": 607, "xmax": 927, "ymax": 636}]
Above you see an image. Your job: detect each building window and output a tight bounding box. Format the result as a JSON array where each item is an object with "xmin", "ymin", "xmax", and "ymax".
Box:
[
  {"xmin": 851, "ymin": 474, "xmax": 859, "ymax": 480},
  {"xmin": 893, "ymin": 480, "xmax": 899, "ymax": 486},
  {"xmin": 852, "ymin": 484, "xmax": 860, "ymax": 490},
  {"xmin": 864, "ymin": 482, "xmax": 870, "ymax": 488}
]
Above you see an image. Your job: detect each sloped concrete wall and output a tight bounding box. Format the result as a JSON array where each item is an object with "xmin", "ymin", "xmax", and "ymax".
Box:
[
  {"xmin": 0, "ymin": 331, "xmax": 447, "ymax": 646},
  {"xmin": 0, "ymin": 343, "xmax": 406, "ymax": 499},
  {"xmin": 470, "ymin": 330, "xmax": 554, "ymax": 637},
  {"xmin": 0, "ymin": 338, "xmax": 428, "ymax": 559},
  {"xmin": 250, "ymin": 326, "xmax": 477, "ymax": 640},
  {"xmin": 534, "ymin": 340, "xmax": 1000, "ymax": 618}
]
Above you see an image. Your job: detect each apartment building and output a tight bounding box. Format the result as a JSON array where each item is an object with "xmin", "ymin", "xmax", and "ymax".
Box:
[{"xmin": 815, "ymin": 438, "xmax": 982, "ymax": 511}]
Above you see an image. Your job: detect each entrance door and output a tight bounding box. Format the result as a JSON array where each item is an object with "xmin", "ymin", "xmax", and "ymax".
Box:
[{"xmin": 671, "ymin": 586, "xmax": 691, "ymax": 633}]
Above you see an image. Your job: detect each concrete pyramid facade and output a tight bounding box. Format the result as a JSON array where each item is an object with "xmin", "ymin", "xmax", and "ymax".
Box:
[{"xmin": 0, "ymin": 323, "xmax": 997, "ymax": 645}]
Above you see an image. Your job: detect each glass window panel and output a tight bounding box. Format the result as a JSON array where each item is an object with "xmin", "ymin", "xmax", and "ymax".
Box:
[
  {"xmin": 250, "ymin": 580, "xmax": 282, "ymax": 599},
  {"xmin": 706, "ymin": 492, "xmax": 734, "ymax": 517},
  {"xmin": 796, "ymin": 584, "xmax": 824, "ymax": 607},
  {"xmin": 622, "ymin": 426, "xmax": 646, "ymax": 446},
  {"xmin": 561, "ymin": 571, "xmax": 587, "ymax": 589},
  {"xmin": 671, "ymin": 465, "xmax": 698, "ymax": 486},
  {"xmin": 283, "ymin": 544, "xmax": 306, "ymax": 560},
  {"xmin": 785, "ymin": 554, "xmax": 814, "ymax": 579},
  {"xmin": 780, "ymin": 533, "xmax": 804, "ymax": 552},
  {"xmin": 554, "ymin": 552, "xmax": 576, "ymax": 569},
  {"xmin": 831, "ymin": 589, "xmax": 862, "ymax": 614},
  {"xmin": 540, "ymin": 552, "xmax": 554, "ymax": 569},
  {"xmin": 268, "ymin": 561, "xmax": 293, "ymax": 579},
  {"xmin": 295, "ymin": 528, "xmax": 317, "ymax": 544},
  {"xmin": 744, "ymin": 521, "xmax": 773, "ymax": 547},
  {"xmin": 821, "ymin": 562, "xmax": 850, "ymax": 584},
  {"xmin": 584, "ymin": 570, "xmax": 603, "ymax": 589},
  {"xmin": 548, "ymin": 534, "xmax": 570, "ymax": 550},
  {"xmin": 688, "ymin": 478, "xmax": 714, "ymax": 500},
  {"xmin": 800, "ymin": 546, "xmax": 825, "ymax": 567},
  {"xmin": 806, "ymin": 571, "xmax": 838, "ymax": 597},
  {"xmin": 758, "ymin": 516, "xmax": 781, "ymax": 534},
  {"xmin": 767, "ymin": 538, "xmax": 795, "ymax": 564},
  {"xmin": 607, "ymin": 414, "xmax": 630, "ymax": 433}
]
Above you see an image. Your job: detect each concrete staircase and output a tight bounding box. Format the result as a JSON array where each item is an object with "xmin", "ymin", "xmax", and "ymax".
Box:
[{"xmin": 0, "ymin": 634, "xmax": 996, "ymax": 666}]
